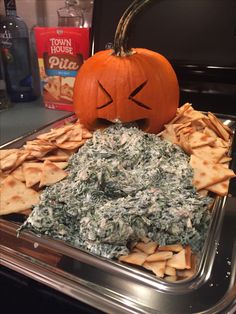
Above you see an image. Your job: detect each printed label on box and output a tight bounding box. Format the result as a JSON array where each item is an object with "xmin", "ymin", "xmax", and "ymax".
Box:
[{"xmin": 34, "ymin": 27, "xmax": 90, "ymax": 111}]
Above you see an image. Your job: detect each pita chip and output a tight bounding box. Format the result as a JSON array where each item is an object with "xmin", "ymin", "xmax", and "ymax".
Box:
[
  {"xmin": 37, "ymin": 124, "xmax": 74, "ymax": 141},
  {"xmin": 119, "ymin": 251, "xmax": 147, "ymax": 266},
  {"xmin": 82, "ymin": 128, "xmax": 93, "ymax": 139},
  {"xmin": 197, "ymin": 189, "xmax": 209, "ymax": 197},
  {"xmin": 135, "ymin": 241, "xmax": 158, "ymax": 255},
  {"xmin": 188, "ymin": 132, "xmax": 216, "ymax": 148},
  {"xmin": 206, "ymin": 179, "xmax": 230, "ymax": 196},
  {"xmin": 158, "ymin": 244, "xmax": 183, "ymax": 252},
  {"xmin": 203, "ymin": 126, "xmax": 218, "ymax": 139},
  {"xmin": 146, "ymin": 251, "xmax": 173, "ymax": 262},
  {"xmin": 178, "ymin": 131, "xmax": 193, "ymax": 155},
  {"xmin": 169, "ymin": 103, "xmax": 192, "ymax": 124},
  {"xmin": 13, "ymin": 151, "xmax": 30, "ymax": 169},
  {"xmin": 208, "ymin": 112, "xmax": 230, "ymax": 141},
  {"xmin": 190, "ymin": 155, "xmax": 236, "ymax": 190},
  {"xmin": 0, "ymin": 149, "xmax": 18, "ymax": 160},
  {"xmin": 11, "ymin": 165, "xmax": 25, "ymax": 182},
  {"xmin": 166, "ymin": 249, "xmax": 187, "ymax": 270},
  {"xmin": 23, "ymin": 162, "xmax": 44, "ymax": 187},
  {"xmin": 174, "ymin": 122, "xmax": 192, "ymax": 135},
  {"xmin": 213, "ymin": 137, "xmax": 230, "ymax": 149},
  {"xmin": 161, "ymin": 125, "xmax": 179, "ymax": 144},
  {"xmin": 192, "ymin": 146, "xmax": 227, "ymax": 163},
  {"xmin": 218, "ymin": 156, "xmax": 232, "ymax": 164},
  {"xmin": 190, "ymin": 119, "xmax": 206, "ymax": 131},
  {"xmin": 41, "ymin": 148, "xmax": 70, "ymax": 162},
  {"xmin": 143, "ymin": 260, "xmax": 166, "ymax": 278},
  {"xmin": 55, "ymin": 130, "xmax": 73, "ymax": 144},
  {"xmin": 39, "ymin": 160, "xmax": 68, "ymax": 187},
  {"xmin": 164, "ymin": 266, "xmax": 176, "ymax": 276},
  {"xmin": 41, "ymin": 155, "xmax": 69, "ymax": 162},
  {"xmin": 0, "ymin": 175, "xmax": 40, "ymax": 215},
  {"xmin": 0, "ymin": 171, "xmax": 8, "ymax": 184},
  {"xmin": 177, "ymin": 254, "xmax": 197, "ymax": 279},
  {"xmin": 0, "ymin": 151, "xmax": 19, "ymax": 171},
  {"xmin": 181, "ymin": 108, "xmax": 206, "ymax": 122},
  {"xmin": 164, "ymin": 275, "xmax": 178, "ymax": 282},
  {"xmin": 68, "ymin": 127, "xmax": 83, "ymax": 142},
  {"xmin": 56, "ymin": 140, "xmax": 85, "ymax": 150},
  {"xmin": 53, "ymin": 162, "xmax": 68, "ymax": 169}
]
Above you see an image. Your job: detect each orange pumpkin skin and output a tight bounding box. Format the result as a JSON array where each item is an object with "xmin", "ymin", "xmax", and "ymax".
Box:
[
  {"xmin": 73, "ymin": 47, "xmax": 179, "ymax": 134},
  {"xmin": 74, "ymin": 0, "xmax": 180, "ymax": 134}
]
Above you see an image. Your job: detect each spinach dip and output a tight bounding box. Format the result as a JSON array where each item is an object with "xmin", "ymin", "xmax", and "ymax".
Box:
[{"xmin": 20, "ymin": 124, "xmax": 212, "ymax": 259}]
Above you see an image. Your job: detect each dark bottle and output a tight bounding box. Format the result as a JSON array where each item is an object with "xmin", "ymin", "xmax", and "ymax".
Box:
[
  {"xmin": 0, "ymin": 0, "xmax": 36, "ymax": 102},
  {"xmin": 0, "ymin": 52, "xmax": 11, "ymax": 109}
]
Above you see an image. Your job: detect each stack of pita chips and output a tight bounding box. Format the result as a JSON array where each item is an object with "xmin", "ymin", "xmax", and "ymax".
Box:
[
  {"xmin": 160, "ymin": 103, "xmax": 236, "ymax": 196},
  {"xmin": 0, "ymin": 121, "xmax": 92, "ymax": 216},
  {"xmin": 119, "ymin": 238, "xmax": 196, "ymax": 282}
]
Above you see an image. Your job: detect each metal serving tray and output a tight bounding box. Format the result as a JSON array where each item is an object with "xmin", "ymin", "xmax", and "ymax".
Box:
[{"xmin": 1, "ymin": 114, "xmax": 236, "ymax": 314}]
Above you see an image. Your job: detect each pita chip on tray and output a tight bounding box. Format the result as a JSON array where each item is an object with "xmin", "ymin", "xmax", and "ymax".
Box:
[
  {"xmin": 11, "ymin": 165, "xmax": 25, "ymax": 182},
  {"xmin": 0, "ymin": 150, "xmax": 19, "ymax": 171},
  {"xmin": 0, "ymin": 175, "xmax": 40, "ymax": 215},
  {"xmin": 190, "ymin": 155, "xmax": 236, "ymax": 191},
  {"xmin": 119, "ymin": 251, "xmax": 147, "ymax": 266},
  {"xmin": 206, "ymin": 179, "xmax": 230, "ymax": 196},
  {"xmin": 40, "ymin": 148, "xmax": 71, "ymax": 162},
  {"xmin": 146, "ymin": 251, "xmax": 173, "ymax": 262},
  {"xmin": 158, "ymin": 244, "xmax": 183, "ymax": 252},
  {"xmin": 143, "ymin": 261, "xmax": 166, "ymax": 278},
  {"xmin": 188, "ymin": 131, "xmax": 216, "ymax": 148},
  {"xmin": 36, "ymin": 124, "xmax": 74, "ymax": 141},
  {"xmin": 22, "ymin": 162, "xmax": 44, "ymax": 188},
  {"xmin": 207, "ymin": 112, "xmax": 231, "ymax": 141},
  {"xmin": 39, "ymin": 160, "xmax": 68, "ymax": 187},
  {"xmin": 192, "ymin": 145, "xmax": 227, "ymax": 164},
  {"xmin": 135, "ymin": 241, "xmax": 158, "ymax": 255},
  {"xmin": 0, "ymin": 171, "xmax": 8, "ymax": 184},
  {"xmin": 166, "ymin": 249, "xmax": 187, "ymax": 270},
  {"xmin": 0, "ymin": 149, "xmax": 19, "ymax": 160},
  {"xmin": 56, "ymin": 140, "xmax": 86, "ymax": 150}
]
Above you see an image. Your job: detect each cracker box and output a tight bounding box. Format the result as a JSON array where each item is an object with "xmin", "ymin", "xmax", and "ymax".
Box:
[{"xmin": 34, "ymin": 27, "xmax": 90, "ymax": 111}]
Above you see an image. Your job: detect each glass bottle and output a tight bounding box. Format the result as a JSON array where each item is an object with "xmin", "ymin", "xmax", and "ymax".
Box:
[
  {"xmin": 57, "ymin": 0, "xmax": 84, "ymax": 27},
  {"xmin": 77, "ymin": 0, "xmax": 93, "ymax": 28},
  {"xmin": 0, "ymin": 52, "xmax": 11, "ymax": 109},
  {"xmin": 0, "ymin": 0, "xmax": 36, "ymax": 102}
]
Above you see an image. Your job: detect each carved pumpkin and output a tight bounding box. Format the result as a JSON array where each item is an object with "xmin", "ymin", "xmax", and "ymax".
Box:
[{"xmin": 73, "ymin": 0, "xmax": 179, "ymax": 134}]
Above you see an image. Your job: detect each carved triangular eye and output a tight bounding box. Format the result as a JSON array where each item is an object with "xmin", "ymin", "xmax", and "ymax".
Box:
[
  {"xmin": 97, "ymin": 81, "xmax": 113, "ymax": 109},
  {"xmin": 129, "ymin": 80, "xmax": 151, "ymax": 110}
]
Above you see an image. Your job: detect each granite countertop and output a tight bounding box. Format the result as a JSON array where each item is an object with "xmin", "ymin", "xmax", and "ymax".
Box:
[{"xmin": 0, "ymin": 98, "xmax": 74, "ymax": 147}]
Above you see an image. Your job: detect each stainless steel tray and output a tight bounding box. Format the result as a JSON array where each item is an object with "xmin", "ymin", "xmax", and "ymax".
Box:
[{"xmin": 1, "ymin": 114, "xmax": 236, "ymax": 314}]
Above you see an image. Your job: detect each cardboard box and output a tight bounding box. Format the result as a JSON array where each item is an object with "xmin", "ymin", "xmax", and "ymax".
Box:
[{"xmin": 34, "ymin": 27, "xmax": 90, "ymax": 111}]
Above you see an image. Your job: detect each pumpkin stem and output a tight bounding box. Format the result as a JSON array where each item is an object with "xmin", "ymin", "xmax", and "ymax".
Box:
[{"xmin": 113, "ymin": 0, "xmax": 152, "ymax": 57}]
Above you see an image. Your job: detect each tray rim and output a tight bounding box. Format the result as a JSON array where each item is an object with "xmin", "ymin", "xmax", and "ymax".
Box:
[{"xmin": 1, "ymin": 114, "xmax": 236, "ymax": 313}]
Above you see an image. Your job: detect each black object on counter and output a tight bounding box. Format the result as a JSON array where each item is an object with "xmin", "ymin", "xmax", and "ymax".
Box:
[{"xmin": 0, "ymin": 51, "xmax": 11, "ymax": 109}]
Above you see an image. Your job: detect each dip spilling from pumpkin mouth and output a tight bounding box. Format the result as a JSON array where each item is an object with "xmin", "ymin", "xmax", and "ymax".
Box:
[{"xmin": 93, "ymin": 118, "xmax": 149, "ymax": 131}]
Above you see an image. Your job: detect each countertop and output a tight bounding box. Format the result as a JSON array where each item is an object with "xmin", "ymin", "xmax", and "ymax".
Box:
[{"xmin": 0, "ymin": 98, "xmax": 73, "ymax": 147}]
